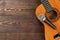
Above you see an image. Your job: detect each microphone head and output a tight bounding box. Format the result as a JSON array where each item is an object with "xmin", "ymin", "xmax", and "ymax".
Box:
[{"xmin": 38, "ymin": 14, "xmax": 46, "ymax": 21}]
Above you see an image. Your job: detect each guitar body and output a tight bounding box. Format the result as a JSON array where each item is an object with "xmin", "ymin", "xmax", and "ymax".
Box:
[{"xmin": 36, "ymin": 0, "xmax": 60, "ymax": 40}]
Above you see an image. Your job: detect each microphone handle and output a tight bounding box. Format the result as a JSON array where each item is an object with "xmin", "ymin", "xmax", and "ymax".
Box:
[{"xmin": 44, "ymin": 19, "xmax": 56, "ymax": 29}]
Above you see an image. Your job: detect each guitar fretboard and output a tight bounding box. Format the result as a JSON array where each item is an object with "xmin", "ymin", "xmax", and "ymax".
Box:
[{"xmin": 41, "ymin": 0, "xmax": 53, "ymax": 12}]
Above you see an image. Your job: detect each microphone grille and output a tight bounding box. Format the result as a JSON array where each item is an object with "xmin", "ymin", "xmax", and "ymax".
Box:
[{"xmin": 38, "ymin": 14, "xmax": 46, "ymax": 21}]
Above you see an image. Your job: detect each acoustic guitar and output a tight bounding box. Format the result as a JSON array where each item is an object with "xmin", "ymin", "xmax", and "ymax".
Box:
[{"xmin": 36, "ymin": 0, "xmax": 60, "ymax": 40}]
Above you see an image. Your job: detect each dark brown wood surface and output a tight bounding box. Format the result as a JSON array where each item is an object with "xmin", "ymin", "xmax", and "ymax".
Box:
[{"xmin": 0, "ymin": 0, "xmax": 44, "ymax": 40}]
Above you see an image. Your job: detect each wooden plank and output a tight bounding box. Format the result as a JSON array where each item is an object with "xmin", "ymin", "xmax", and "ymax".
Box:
[
  {"xmin": 0, "ymin": 33, "xmax": 44, "ymax": 40},
  {"xmin": 0, "ymin": 0, "xmax": 44, "ymax": 40}
]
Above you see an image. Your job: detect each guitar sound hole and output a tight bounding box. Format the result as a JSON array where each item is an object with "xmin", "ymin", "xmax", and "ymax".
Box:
[{"xmin": 47, "ymin": 10, "xmax": 57, "ymax": 20}]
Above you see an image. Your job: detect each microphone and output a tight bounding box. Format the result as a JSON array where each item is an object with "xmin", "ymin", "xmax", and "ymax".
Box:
[{"xmin": 38, "ymin": 14, "xmax": 56, "ymax": 29}]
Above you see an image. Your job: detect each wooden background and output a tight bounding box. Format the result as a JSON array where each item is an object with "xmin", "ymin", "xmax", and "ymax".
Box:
[{"xmin": 0, "ymin": 0, "xmax": 44, "ymax": 40}]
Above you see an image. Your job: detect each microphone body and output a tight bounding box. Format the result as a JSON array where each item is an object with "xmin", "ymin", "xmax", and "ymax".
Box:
[{"xmin": 38, "ymin": 14, "xmax": 56, "ymax": 29}]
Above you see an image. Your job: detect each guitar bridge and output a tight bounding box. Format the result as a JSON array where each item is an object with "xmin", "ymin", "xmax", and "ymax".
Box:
[{"xmin": 54, "ymin": 33, "xmax": 60, "ymax": 40}]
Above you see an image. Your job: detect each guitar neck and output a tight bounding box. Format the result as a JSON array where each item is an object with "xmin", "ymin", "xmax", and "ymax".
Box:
[{"xmin": 41, "ymin": 0, "xmax": 53, "ymax": 12}]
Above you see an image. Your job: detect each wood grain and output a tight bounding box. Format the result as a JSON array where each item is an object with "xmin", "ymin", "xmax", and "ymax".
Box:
[{"xmin": 0, "ymin": 0, "xmax": 44, "ymax": 40}]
